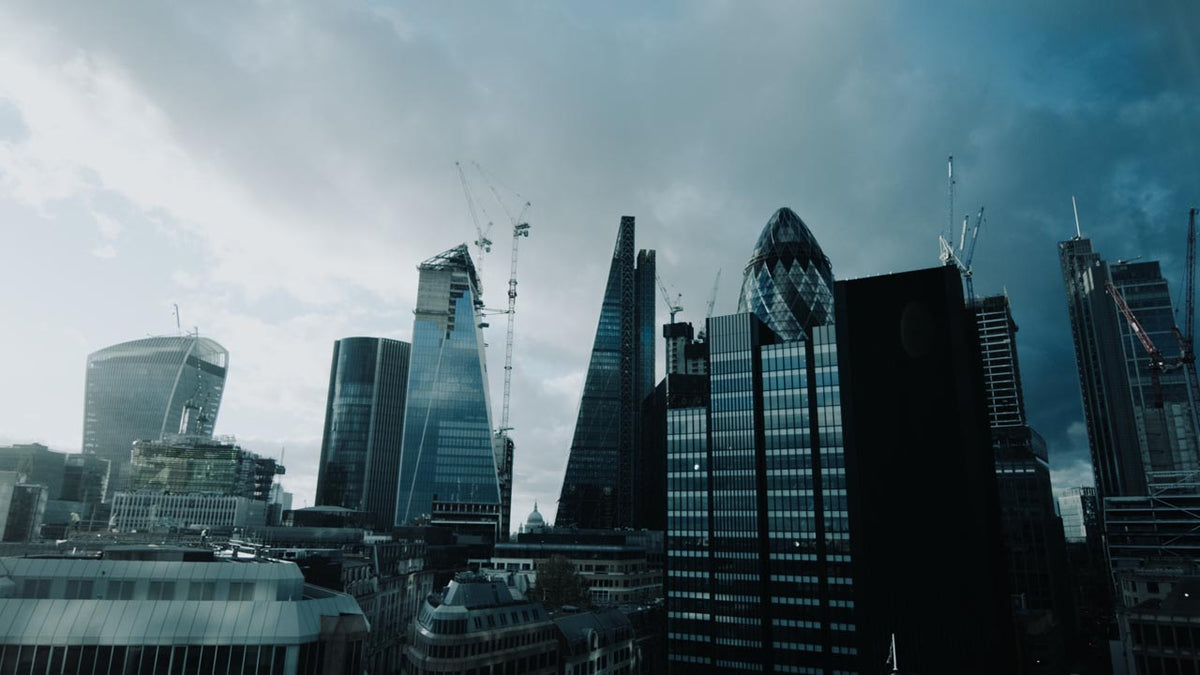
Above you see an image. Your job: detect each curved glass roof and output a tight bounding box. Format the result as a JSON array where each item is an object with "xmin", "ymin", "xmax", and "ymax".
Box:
[{"xmin": 737, "ymin": 207, "xmax": 834, "ymax": 340}]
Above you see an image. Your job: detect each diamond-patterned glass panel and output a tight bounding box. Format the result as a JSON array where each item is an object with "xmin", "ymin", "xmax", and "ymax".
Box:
[{"xmin": 737, "ymin": 207, "xmax": 834, "ymax": 340}]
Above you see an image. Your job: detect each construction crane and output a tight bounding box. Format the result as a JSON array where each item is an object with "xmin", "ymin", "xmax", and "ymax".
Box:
[
  {"xmin": 656, "ymin": 275, "xmax": 683, "ymax": 324},
  {"xmin": 469, "ymin": 162, "xmax": 531, "ymax": 436},
  {"xmin": 1108, "ymin": 280, "xmax": 1177, "ymax": 408},
  {"xmin": 939, "ymin": 206, "xmax": 985, "ymax": 306},
  {"xmin": 705, "ymin": 269, "xmax": 722, "ymax": 318},
  {"xmin": 456, "ymin": 161, "xmax": 494, "ymax": 294}
]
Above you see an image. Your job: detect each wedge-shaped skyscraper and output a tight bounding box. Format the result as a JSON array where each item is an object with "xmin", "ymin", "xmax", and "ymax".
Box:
[
  {"xmin": 83, "ymin": 335, "xmax": 228, "ymax": 492},
  {"xmin": 557, "ymin": 216, "xmax": 655, "ymax": 530},
  {"xmin": 395, "ymin": 245, "xmax": 500, "ymax": 527}
]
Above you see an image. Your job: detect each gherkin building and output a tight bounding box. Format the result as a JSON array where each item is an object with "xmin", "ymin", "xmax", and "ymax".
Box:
[{"xmin": 737, "ymin": 207, "xmax": 835, "ymax": 340}]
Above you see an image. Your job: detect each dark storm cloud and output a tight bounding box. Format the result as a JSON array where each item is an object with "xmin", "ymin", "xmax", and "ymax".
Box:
[{"xmin": 2, "ymin": 1, "xmax": 1197, "ymax": 517}]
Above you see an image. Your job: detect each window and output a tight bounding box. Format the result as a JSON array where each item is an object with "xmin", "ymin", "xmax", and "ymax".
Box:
[
  {"xmin": 148, "ymin": 581, "xmax": 175, "ymax": 600},
  {"xmin": 189, "ymin": 582, "xmax": 216, "ymax": 601}
]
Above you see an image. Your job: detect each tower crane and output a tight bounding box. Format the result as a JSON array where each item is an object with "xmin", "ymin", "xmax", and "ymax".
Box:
[
  {"xmin": 1108, "ymin": 280, "xmax": 1178, "ymax": 408},
  {"xmin": 456, "ymin": 161, "xmax": 494, "ymax": 296},
  {"xmin": 939, "ymin": 206, "xmax": 985, "ymax": 306},
  {"xmin": 705, "ymin": 269, "xmax": 722, "ymax": 318},
  {"xmin": 468, "ymin": 162, "xmax": 531, "ymax": 436},
  {"xmin": 656, "ymin": 275, "xmax": 683, "ymax": 324}
]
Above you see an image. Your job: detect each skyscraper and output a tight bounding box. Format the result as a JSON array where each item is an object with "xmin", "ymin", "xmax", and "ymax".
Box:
[
  {"xmin": 975, "ymin": 295, "xmax": 1066, "ymax": 604},
  {"xmin": 557, "ymin": 216, "xmax": 655, "ymax": 530},
  {"xmin": 82, "ymin": 335, "xmax": 228, "ymax": 492},
  {"xmin": 316, "ymin": 337, "xmax": 411, "ymax": 531},
  {"xmin": 1061, "ymin": 237, "xmax": 1200, "ymax": 499},
  {"xmin": 666, "ymin": 208, "xmax": 1016, "ymax": 673},
  {"xmin": 394, "ymin": 245, "xmax": 500, "ymax": 528}
]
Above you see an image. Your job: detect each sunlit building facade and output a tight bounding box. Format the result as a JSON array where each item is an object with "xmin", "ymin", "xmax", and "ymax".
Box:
[
  {"xmin": 558, "ymin": 216, "xmax": 656, "ymax": 530},
  {"xmin": 395, "ymin": 246, "xmax": 500, "ymax": 528},
  {"xmin": 82, "ymin": 336, "xmax": 228, "ymax": 492},
  {"xmin": 316, "ymin": 337, "xmax": 411, "ymax": 531}
]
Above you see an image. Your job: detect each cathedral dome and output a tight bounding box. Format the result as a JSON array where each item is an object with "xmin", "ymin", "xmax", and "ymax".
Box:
[
  {"xmin": 737, "ymin": 207, "xmax": 834, "ymax": 340},
  {"xmin": 525, "ymin": 502, "xmax": 545, "ymax": 528}
]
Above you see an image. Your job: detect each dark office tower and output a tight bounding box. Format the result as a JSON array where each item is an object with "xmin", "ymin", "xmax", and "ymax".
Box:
[
  {"xmin": 558, "ymin": 217, "xmax": 655, "ymax": 530},
  {"xmin": 316, "ymin": 337, "xmax": 411, "ymax": 531},
  {"xmin": 82, "ymin": 335, "xmax": 228, "ymax": 492},
  {"xmin": 668, "ymin": 207, "xmax": 853, "ymax": 673},
  {"xmin": 1060, "ymin": 238, "xmax": 1149, "ymax": 499},
  {"xmin": 975, "ymin": 294, "xmax": 1069, "ymax": 633},
  {"xmin": 836, "ymin": 265, "xmax": 1017, "ymax": 672},
  {"xmin": 395, "ymin": 245, "xmax": 501, "ymax": 528},
  {"xmin": 1109, "ymin": 260, "xmax": 1200, "ymax": 473}
]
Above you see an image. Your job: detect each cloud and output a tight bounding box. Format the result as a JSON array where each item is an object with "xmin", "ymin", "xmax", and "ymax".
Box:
[
  {"xmin": 90, "ymin": 244, "xmax": 116, "ymax": 259},
  {"xmin": 1, "ymin": 1, "xmax": 1197, "ymax": 514}
]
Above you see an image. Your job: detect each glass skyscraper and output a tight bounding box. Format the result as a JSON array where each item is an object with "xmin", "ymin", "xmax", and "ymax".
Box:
[
  {"xmin": 557, "ymin": 216, "xmax": 655, "ymax": 530},
  {"xmin": 82, "ymin": 336, "xmax": 228, "ymax": 492},
  {"xmin": 394, "ymin": 245, "xmax": 500, "ymax": 527},
  {"xmin": 1061, "ymin": 237, "xmax": 1200, "ymax": 499},
  {"xmin": 316, "ymin": 337, "xmax": 411, "ymax": 531},
  {"xmin": 667, "ymin": 209, "xmax": 1016, "ymax": 673},
  {"xmin": 668, "ymin": 207, "xmax": 856, "ymax": 673}
]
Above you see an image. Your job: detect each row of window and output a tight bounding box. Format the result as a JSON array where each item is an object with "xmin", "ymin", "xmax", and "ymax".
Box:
[
  {"xmin": 16, "ymin": 578, "xmax": 268, "ymax": 601},
  {"xmin": 0, "ymin": 643, "xmax": 337, "ymax": 675}
]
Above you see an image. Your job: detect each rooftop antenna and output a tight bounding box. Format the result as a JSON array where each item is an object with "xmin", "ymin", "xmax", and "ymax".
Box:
[
  {"xmin": 173, "ymin": 304, "xmax": 182, "ymax": 335},
  {"xmin": 887, "ymin": 633, "xmax": 900, "ymax": 673},
  {"xmin": 1080, "ymin": 193, "xmax": 1089, "ymax": 237}
]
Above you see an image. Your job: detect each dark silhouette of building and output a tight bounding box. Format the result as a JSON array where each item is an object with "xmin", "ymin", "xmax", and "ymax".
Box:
[
  {"xmin": 558, "ymin": 216, "xmax": 655, "ymax": 530},
  {"xmin": 837, "ymin": 265, "xmax": 1018, "ymax": 673},
  {"xmin": 315, "ymin": 336, "xmax": 411, "ymax": 531},
  {"xmin": 974, "ymin": 293, "xmax": 1072, "ymax": 673}
]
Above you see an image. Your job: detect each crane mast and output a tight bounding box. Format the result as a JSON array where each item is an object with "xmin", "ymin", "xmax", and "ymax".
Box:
[{"xmin": 499, "ymin": 218, "xmax": 531, "ymax": 434}]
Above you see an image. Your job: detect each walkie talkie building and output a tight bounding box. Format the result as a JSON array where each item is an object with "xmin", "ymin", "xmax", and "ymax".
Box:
[{"xmin": 82, "ymin": 336, "xmax": 228, "ymax": 492}]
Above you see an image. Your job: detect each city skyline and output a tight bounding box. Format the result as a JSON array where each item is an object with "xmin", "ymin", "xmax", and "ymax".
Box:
[{"xmin": 1, "ymin": 3, "xmax": 1197, "ymax": 529}]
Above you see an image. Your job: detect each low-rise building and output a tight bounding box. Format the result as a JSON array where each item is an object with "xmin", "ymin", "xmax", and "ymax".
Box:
[
  {"xmin": 554, "ymin": 607, "xmax": 638, "ymax": 675},
  {"xmin": 406, "ymin": 573, "xmax": 559, "ymax": 674},
  {"xmin": 0, "ymin": 545, "xmax": 367, "ymax": 674}
]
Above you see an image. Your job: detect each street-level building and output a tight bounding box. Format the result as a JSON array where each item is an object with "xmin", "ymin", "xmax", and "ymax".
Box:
[{"xmin": 0, "ymin": 545, "xmax": 367, "ymax": 674}]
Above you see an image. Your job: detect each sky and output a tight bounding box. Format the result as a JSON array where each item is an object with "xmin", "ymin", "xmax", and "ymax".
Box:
[{"xmin": 0, "ymin": 1, "xmax": 1197, "ymax": 531}]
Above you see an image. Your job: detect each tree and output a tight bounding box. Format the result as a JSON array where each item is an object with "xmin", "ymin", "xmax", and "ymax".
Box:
[{"xmin": 532, "ymin": 555, "xmax": 591, "ymax": 609}]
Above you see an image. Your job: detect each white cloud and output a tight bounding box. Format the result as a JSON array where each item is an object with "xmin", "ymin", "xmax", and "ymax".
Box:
[
  {"xmin": 91, "ymin": 243, "xmax": 116, "ymax": 259},
  {"xmin": 91, "ymin": 210, "xmax": 122, "ymax": 240}
]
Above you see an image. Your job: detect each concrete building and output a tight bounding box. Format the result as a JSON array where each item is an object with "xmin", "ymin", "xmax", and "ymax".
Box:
[
  {"xmin": 480, "ymin": 529, "xmax": 662, "ymax": 607},
  {"xmin": 554, "ymin": 607, "xmax": 639, "ymax": 675},
  {"xmin": 406, "ymin": 573, "xmax": 559, "ymax": 674},
  {"xmin": 0, "ymin": 545, "xmax": 367, "ymax": 674}
]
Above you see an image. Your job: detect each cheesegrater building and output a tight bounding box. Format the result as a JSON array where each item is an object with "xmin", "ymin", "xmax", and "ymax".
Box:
[
  {"xmin": 82, "ymin": 336, "xmax": 228, "ymax": 493},
  {"xmin": 557, "ymin": 216, "xmax": 656, "ymax": 530},
  {"xmin": 395, "ymin": 245, "xmax": 501, "ymax": 530}
]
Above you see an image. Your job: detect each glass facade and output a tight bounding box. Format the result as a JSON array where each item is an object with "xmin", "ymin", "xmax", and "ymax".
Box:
[
  {"xmin": 316, "ymin": 337, "xmax": 410, "ymax": 531},
  {"xmin": 558, "ymin": 217, "xmax": 656, "ymax": 529},
  {"xmin": 128, "ymin": 437, "xmax": 280, "ymax": 500},
  {"xmin": 668, "ymin": 210, "xmax": 854, "ymax": 673},
  {"xmin": 1110, "ymin": 261, "xmax": 1200, "ymax": 475},
  {"xmin": 82, "ymin": 336, "xmax": 228, "ymax": 492},
  {"xmin": 395, "ymin": 246, "xmax": 500, "ymax": 526},
  {"xmin": 1060, "ymin": 238, "xmax": 1148, "ymax": 499},
  {"xmin": 737, "ymin": 207, "xmax": 835, "ymax": 342}
]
